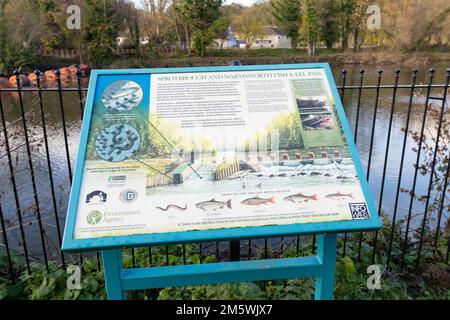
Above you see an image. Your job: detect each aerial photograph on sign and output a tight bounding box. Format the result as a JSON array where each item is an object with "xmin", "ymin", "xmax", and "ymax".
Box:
[{"xmin": 73, "ymin": 68, "xmax": 371, "ymax": 239}]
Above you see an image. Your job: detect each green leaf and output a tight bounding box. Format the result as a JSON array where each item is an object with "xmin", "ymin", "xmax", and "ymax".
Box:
[{"xmin": 342, "ymin": 256, "xmax": 357, "ymax": 274}]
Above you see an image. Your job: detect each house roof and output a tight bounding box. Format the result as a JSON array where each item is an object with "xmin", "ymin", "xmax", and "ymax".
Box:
[{"xmin": 265, "ymin": 26, "xmax": 286, "ymax": 36}]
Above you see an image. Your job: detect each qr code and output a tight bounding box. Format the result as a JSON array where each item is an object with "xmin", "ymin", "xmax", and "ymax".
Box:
[{"xmin": 349, "ymin": 203, "xmax": 370, "ymax": 220}]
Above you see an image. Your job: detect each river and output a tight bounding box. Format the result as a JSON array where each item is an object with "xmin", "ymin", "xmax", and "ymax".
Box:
[{"xmin": 0, "ymin": 62, "xmax": 449, "ymax": 260}]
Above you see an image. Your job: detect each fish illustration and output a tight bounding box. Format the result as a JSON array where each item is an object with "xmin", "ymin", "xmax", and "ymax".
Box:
[
  {"xmin": 196, "ymin": 199, "xmax": 232, "ymax": 211},
  {"xmin": 156, "ymin": 204, "xmax": 187, "ymax": 212},
  {"xmin": 310, "ymin": 171, "xmax": 322, "ymax": 176},
  {"xmin": 107, "ymin": 87, "xmax": 139, "ymax": 100},
  {"xmin": 325, "ymin": 192, "xmax": 354, "ymax": 200},
  {"xmin": 241, "ymin": 195, "xmax": 275, "ymax": 206},
  {"xmin": 283, "ymin": 192, "xmax": 318, "ymax": 203}
]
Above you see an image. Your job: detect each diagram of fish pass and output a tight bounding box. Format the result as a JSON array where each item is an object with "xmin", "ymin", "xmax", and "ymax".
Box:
[{"xmin": 73, "ymin": 68, "xmax": 371, "ymax": 240}]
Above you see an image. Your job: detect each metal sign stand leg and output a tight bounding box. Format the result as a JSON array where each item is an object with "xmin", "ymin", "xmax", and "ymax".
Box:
[
  {"xmin": 102, "ymin": 249, "xmax": 127, "ymax": 300},
  {"xmin": 314, "ymin": 233, "xmax": 338, "ymax": 300},
  {"xmin": 101, "ymin": 233, "xmax": 337, "ymax": 301}
]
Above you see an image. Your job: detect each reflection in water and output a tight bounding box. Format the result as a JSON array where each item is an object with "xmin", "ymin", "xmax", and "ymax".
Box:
[{"xmin": 0, "ymin": 64, "xmax": 449, "ymax": 259}]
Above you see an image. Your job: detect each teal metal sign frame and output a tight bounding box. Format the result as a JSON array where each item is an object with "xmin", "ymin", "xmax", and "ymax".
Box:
[{"xmin": 62, "ymin": 63, "xmax": 381, "ymax": 300}]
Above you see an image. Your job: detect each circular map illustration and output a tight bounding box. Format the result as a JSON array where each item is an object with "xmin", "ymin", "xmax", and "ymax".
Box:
[
  {"xmin": 101, "ymin": 80, "xmax": 143, "ymax": 111},
  {"xmin": 94, "ymin": 124, "xmax": 140, "ymax": 162}
]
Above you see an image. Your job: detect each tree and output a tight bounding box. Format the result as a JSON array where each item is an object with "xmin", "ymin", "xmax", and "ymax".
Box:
[
  {"xmin": 338, "ymin": 0, "xmax": 355, "ymax": 50},
  {"xmin": 299, "ymin": 0, "xmax": 319, "ymax": 56},
  {"xmin": 0, "ymin": 0, "xmax": 37, "ymax": 74},
  {"xmin": 174, "ymin": 0, "xmax": 223, "ymax": 56},
  {"xmin": 213, "ymin": 17, "xmax": 231, "ymax": 50},
  {"xmin": 271, "ymin": 0, "xmax": 301, "ymax": 49},
  {"xmin": 140, "ymin": 0, "xmax": 173, "ymax": 51},
  {"xmin": 233, "ymin": 14, "xmax": 265, "ymax": 50},
  {"xmin": 350, "ymin": 0, "xmax": 369, "ymax": 52},
  {"xmin": 317, "ymin": 0, "xmax": 340, "ymax": 49},
  {"xmin": 83, "ymin": 0, "xmax": 119, "ymax": 67}
]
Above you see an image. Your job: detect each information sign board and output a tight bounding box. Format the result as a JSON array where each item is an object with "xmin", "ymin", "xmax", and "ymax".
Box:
[{"xmin": 62, "ymin": 63, "xmax": 381, "ymax": 252}]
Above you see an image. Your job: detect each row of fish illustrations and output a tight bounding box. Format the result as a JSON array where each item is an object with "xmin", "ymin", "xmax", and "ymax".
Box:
[
  {"xmin": 155, "ymin": 191, "xmax": 354, "ymax": 212},
  {"xmin": 253, "ymin": 172, "xmax": 356, "ymax": 179}
]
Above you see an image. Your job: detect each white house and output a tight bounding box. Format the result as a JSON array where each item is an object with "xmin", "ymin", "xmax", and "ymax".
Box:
[
  {"xmin": 250, "ymin": 26, "xmax": 292, "ymax": 49},
  {"xmin": 212, "ymin": 26, "xmax": 292, "ymax": 49}
]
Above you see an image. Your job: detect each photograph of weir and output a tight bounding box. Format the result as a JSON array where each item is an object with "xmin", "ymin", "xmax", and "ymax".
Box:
[{"xmin": 144, "ymin": 99, "xmax": 358, "ymax": 200}]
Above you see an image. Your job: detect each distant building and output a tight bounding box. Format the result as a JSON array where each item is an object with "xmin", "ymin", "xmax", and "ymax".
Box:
[
  {"xmin": 251, "ymin": 26, "xmax": 292, "ymax": 49},
  {"xmin": 212, "ymin": 26, "xmax": 292, "ymax": 49},
  {"xmin": 117, "ymin": 31, "xmax": 149, "ymax": 47}
]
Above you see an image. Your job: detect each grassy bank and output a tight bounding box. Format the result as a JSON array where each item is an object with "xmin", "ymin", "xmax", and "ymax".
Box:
[{"xmin": 37, "ymin": 48, "xmax": 450, "ymax": 72}]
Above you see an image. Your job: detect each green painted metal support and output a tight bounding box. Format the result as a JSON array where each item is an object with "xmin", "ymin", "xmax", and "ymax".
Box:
[
  {"xmin": 314, "ymin": 233, "xmax": 338, "ymax": 300},
  {"xmin": 101, "ymin": 249, "xmax": 127, "ymax": 300},
  {"xmin": 101, "ymin": 233, "xmax": 338, "ymax": 300}
]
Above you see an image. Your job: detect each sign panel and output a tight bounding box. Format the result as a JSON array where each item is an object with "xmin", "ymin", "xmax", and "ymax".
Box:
[{"xmin": 62, "ymin": 64, "xmax": 381, "ymax": 251}]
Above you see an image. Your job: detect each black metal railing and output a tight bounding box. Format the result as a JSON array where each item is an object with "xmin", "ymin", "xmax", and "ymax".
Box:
[{"xmin": 0, "ymin": 67, "xmax": 449, "ymax": 284}]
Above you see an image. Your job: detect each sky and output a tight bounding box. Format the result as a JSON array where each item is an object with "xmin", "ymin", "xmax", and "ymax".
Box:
[{"xmin": 130, "ymin": 0, "xmax": 258, "ymax": 8}]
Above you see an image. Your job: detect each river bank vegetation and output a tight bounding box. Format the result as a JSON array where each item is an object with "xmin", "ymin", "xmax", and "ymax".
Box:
[
  {"xmin": 1, "ymin": 214, "xmax": 449, "ymax": 300},
  {"xmin": 0, "ymin": 0, "xmax": 448, "ymax": 74}
]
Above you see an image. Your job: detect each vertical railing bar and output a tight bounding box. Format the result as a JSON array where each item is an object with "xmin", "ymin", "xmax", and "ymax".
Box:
[
  {"xmin": 312, "ymin": 235, "xmax": 316, "ymax": 254},
  {"xmin": 96, "ymin": 252, "xmax": 101, "ymax": 270},
  {"xmin": 76, "ymin": 69, "xmax": 84, "ymax": 119},
  {"xmin": 182, "ymin": 244, "xmax": 186, "ymax": 264},
  {"xmin": 366, "ymin": 68, "xmax": 384, "ymax": 179},
  {"xmin": 131, "ymin": 248, "xmax": 136, "ymax": 267},
  {"xmin": 371, "ymin": 68, "xmax": 401, "ymax": 263},
  {"xmin": 55, "ymin": 68, "xmax": 83, "ymax": 268},
  {"xmin": 280, "ymin": 236, "xmax": 284, "ymax": 255},
  {"xmin": 296, "ymin": 236, "xmax": 300, "ymax": 255},
  {"xmin": 354, "ymin": 68, "xmax": 365, "ymax": 142},
  {"xmin": 0, "ymin": 200, "xmax": 15, "ymax": 282},
  {"xmin": 400, "ymin": 68, "xmax": 436, "ymax": 272},
  {"xmin": 357, "ymin": 68, "xmax": 383, "ymax": 261},
  {"xmin": 248, "ymin": 240, "xmax": 252, "ymax": 260},
  {"xmin": 199, "ymin": 243, "xmax": 203, "ymax": 263},
  {"xmin": 14, "ymin": 70, "xmax": 48, "ymax": 269},
  {"xmin": 345, "ymin": 68, "xmax": 365, "ymax": 256},
  {"xmin": 432, "ymin": 68, "xmax": 450, "ymax": 250},
  {"xmin": 165, "ymin": 245, "xmax": 169, "ymax": 266},
  {"xmin": 337, "ymin": 69, "xmax": 348, "ymax": 255},
  {"xmin": 55, "ymin": 70, "xmax": 73, "ymax": 183},
  {"xmin": 35, "ymin": 70, "xmax": 66, "ymax": 268},
  {"xmin": 0, "ymin": 91, "xmax": 30, "ymax": 273},
  {"xmin": 386, "ymin": 68, "xmax": 418, "ymax": 267},
  {"xmin": 215, "ymin": 241, "xmax": 219, "ymax": 261},
  {"xmin": 264, "ymin": 238, "xmax": 268, "ymax": 259},
  {"xmin": 148, "ymin": 247, "xmax": 152, "ymax": 265},
  {"xmin": 353, "ymin": 68, "xmax": 366, "ymax": 259},
  {"xmin": 415, "ymin": 69, "xmax": 450, "ymax": 269}
]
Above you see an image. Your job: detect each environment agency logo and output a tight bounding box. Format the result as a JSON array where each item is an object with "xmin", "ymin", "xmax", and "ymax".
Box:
[{"xmin": 86, "ymin": 210, "xmax": 102, "ymax": 225}]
